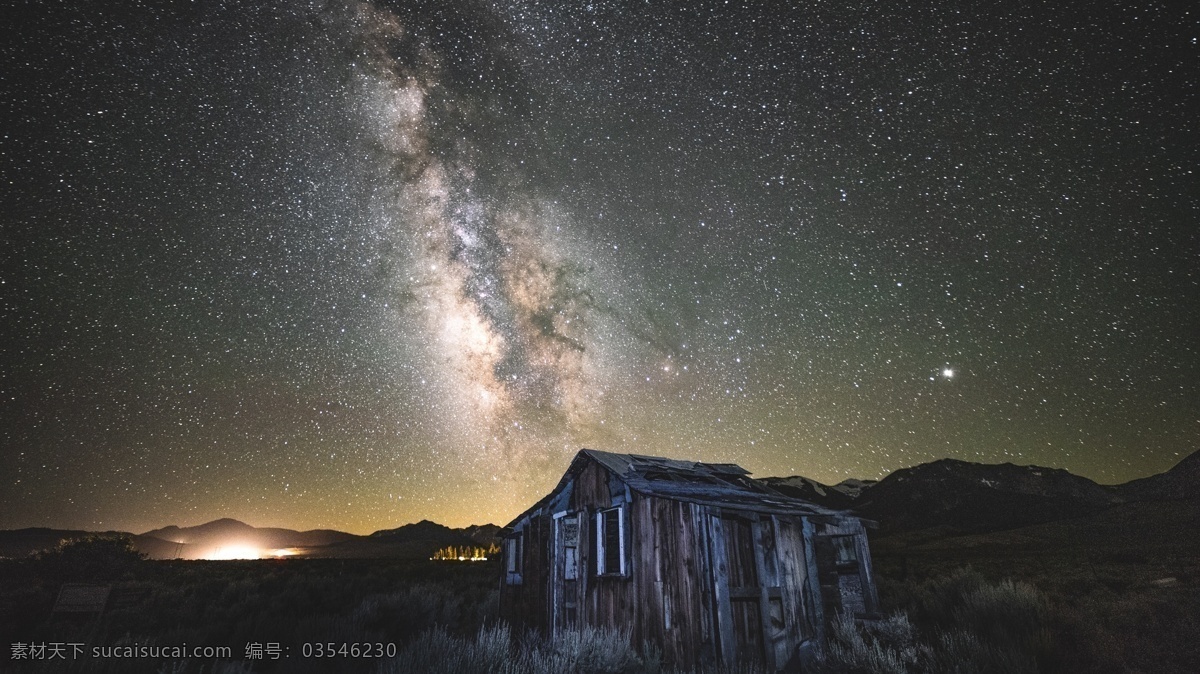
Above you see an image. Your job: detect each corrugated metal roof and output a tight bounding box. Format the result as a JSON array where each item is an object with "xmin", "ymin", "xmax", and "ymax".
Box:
[
  {"xmin": 579, "ymin": 449, "xmax": 844, "ymax": 516},
  {"xmin": 505, "ymin": 449, "xmax": 849, "ymax": 528}
]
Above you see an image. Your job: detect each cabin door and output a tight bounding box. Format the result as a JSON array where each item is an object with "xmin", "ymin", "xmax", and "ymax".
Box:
[
  {"xmin": 815, "ymin": 527, "xmax": 877, "ymax": 619},
  {"xmin": 709, "ymin": 514, "xmax": 789, "ymax": 668},
  {"xmin": 552, "ymin": 512, "xmax": 580, "ymax": 635}
]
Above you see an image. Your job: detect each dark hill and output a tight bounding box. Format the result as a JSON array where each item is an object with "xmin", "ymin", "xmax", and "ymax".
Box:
[
  {"xmin": 0, "ymin": 528, "xmax": 186, "ymax": 560},
  {"xmin": 141, "ymin": 519, "xmax": 358, "ymax": 553},
  {"xmin": 853, "ymin": 459, "xmax": 1121, "ymax": 534},
  {"xmin": 368, "ymin": 519, "xmax": 477, "ymax": 547},
  {"xmin": 760, "ymin": 450, "xmax": 1200, "ymax": 537},
  {"xmin": 0, "ymin": 528, "xmax": 114, "ymax": 559},
  {"xmin": 1118, "ymin": 449, "xmax": 1200, "ymax": 502},
  {"xmin": 299, "ymin": 519, "xmax": 485, "ymax": 559},
  {"xmin": 461, "ymin": 523, "xmax": 503, "ymax": 547}
]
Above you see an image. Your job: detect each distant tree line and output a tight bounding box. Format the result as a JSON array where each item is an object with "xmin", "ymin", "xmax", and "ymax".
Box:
[{"xmin": 430, "ymin": 543, "xmax": 500, "ymax": 561}]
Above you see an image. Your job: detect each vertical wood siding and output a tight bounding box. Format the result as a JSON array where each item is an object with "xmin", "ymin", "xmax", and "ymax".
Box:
[
  {"xmin": 631, "ymin": 496, "xmax": 718, "ymax": 666},
  {"xmin": 499, "ymin": 513, "xmax": 552, "ymax": 633},
  {"xmin": 499, "ymin": 454, "xmax": 878, "ymax": 670}
]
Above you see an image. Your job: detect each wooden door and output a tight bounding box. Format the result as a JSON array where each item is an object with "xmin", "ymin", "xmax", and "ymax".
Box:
[{"xmin": 709, "ymin": 514, "xmax": 790, "ymax": 668}]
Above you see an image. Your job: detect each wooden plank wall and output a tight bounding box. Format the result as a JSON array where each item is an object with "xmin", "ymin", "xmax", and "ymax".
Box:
[
  {"xmin": 707, "ymin": 514, "xmax": 737, "ymax": 663},
  {"xmin": 571, "ymin": 462, "xmax": 637, "ymax": 637},
  {"xmin": 498, "ymin": 513, "xmax": 552, "ymax": 633},
  {"xmin": 752, "ymin": 517, "xmax": 791, "ymax": 668},
  {"xmin": 796, "ymin": 515, "xmax": 825, "ymax": 642},
  {"xmin": 628, "ymin": 495, "xmax": 719, "ymax": 668},
  {"xmin": 571, "ymin": 460, "xmax": 614, "ymax": 511},
  {"xmin": 849, "ymin": 519, "xmax": 880, "ymax": 615}
]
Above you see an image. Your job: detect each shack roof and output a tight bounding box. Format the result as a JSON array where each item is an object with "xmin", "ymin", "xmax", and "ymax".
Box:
[{"xmin": 505, "ymin": 448, "xmax": 848, "ymax": 528}]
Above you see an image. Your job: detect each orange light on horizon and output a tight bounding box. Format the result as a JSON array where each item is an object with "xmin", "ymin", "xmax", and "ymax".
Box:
[{"xmin": 205, "ymin": 544, "xmax": 261, "ymax": 560}]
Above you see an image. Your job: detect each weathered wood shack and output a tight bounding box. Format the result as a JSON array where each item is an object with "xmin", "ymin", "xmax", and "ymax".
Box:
[{"xmin": 499, "ymin": 449, "xmax": 880, "ymax": 670}]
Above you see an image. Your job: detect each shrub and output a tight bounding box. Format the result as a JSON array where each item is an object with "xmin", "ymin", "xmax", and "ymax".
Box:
[
  {"xmin": 927, "ymin": 628, "xmax": 1036, "ymax": 674},
  {"xmin": 904, "ymin": 567, "xmax": 1048, "ymax": 669},
  {"xmin": 954, "ymin": 579, "xmax": 1046, "ymax": 653},
  {"xmin": 379, "ymin": 624, "xmax": 513, "ymax": 673},
  {"xmin": 529, "ymin": 625, "xmax": 644, "ymax": 674},
  {"xmin": 34, "ymin": 535, "xmax": 146, "ymax": 581},
  {"xmin": 819, "ymin": 569, "xmax": 1051, "ymax": 674},
  {"xmin": 379, "ymin": 623, "xmax": 655, "ymax": 674},
  {"xmin": 819, "ymin": 612, "xmax": 924, "ymax": 674}
]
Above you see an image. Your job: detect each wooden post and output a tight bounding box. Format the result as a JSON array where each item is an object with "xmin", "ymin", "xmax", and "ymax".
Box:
[
  {"xmin": 753, "ymin": 518, "xmax": 789, "ymax": 669},
  {"xmin": 802, "ymin": 517, "xmax": 827, "ymax": 648},
  {"xmin": 708, "ymin": 513, "xmax": 736, "ymax": 664}
]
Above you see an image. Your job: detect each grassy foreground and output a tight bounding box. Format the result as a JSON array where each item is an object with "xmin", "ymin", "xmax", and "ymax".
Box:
[{"xmin": 2, "ymin": 506, "xmax": 1198, "ymax": 674}]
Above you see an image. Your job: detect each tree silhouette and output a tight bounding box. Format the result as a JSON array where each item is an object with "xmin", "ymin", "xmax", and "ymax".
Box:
[{"xmin": 35, "ymin": 535, "xmax": 147, "ymax": 581}]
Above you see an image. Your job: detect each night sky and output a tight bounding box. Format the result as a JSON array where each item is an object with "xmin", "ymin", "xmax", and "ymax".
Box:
[{"xmin": 2, "ymin": 0, "xmax": 1196, "ymax": 533}]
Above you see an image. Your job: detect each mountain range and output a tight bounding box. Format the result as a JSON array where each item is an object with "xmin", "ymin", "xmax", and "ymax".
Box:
[
  {"xmin": 0, "ymin": 518, "xmax": 502, "ymax": 561},
  {"xmin": 762, "ymin": 448, "xmax": 1199, "ymax": 535},
  {"xmin": 2, "ymin": 449, "xmax": 1194, "ymax": 559}
]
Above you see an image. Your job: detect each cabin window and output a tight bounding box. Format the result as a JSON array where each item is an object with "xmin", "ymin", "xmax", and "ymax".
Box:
[
  {"xmin": 595, "ymin": 505, "xmax": 627, "ymax": 576},
  {"xmin": 556, "ymin": 512, "xmax": 580, "ymax": 581},
  {"xmin": 831, "ymin": 535, "xmax": 859, "ymax": 566},
  {"xmin": 505, "ymin": 533, "xmax": 524, "ymax": 585}
]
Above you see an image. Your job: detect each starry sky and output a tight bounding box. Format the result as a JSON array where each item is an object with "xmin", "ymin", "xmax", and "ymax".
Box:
[{"xmin": 2, "ymin": 0, "xmax": 1196, "ymax": 533}]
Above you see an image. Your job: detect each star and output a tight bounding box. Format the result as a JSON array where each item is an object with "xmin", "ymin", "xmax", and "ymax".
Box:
[{"xmin": 0, "ymin": 0, "xmax": 1192, "ymax": 532}]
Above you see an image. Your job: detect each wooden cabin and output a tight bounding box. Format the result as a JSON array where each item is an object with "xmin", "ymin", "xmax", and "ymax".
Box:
[{"xmin": 499, "ymin": 449, "xmax": 880, "ymax": 670}]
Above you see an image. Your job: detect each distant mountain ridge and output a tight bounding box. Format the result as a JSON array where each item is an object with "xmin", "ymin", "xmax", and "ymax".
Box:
[
  {"xmin": 3, "ymin": 450, "xmax": 1194, "ymax": 558},
  {"xmin": 0, "ymin": 528, "xmax": 180, "ymax": 561},
  {"xmin": 849, "ymin": 459, "xmax": 1120, "ymax": 534},
  {"xmin": 368, "ymin": 519, "xmax": 502, "ymax": 546},
  {"xmin": 0, "ymin": 518, "xmax": 503, "ymax": 561},
  {"xmin": 143, "ymin": 518, "xmax": 358, "ymax": 550},
  {"xmin": 761, "ymin": 449, "xmax": 1199, "ymax": 535},
  {"xmin": 760, "ymin": 476, "xmax": 868, "ymax": 510},
  {"xmin": 1117, "ymin": 449, "xmax": 1200, "ymax": 502}
]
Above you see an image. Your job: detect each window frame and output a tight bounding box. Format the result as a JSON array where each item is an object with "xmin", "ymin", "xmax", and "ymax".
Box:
[
  {"xmin": 554, "ymin": 510, "xmax": 580, "ymax": 581},
  {"xmin": 594, "ymin": 505, "xmax": 627, "ymax": 577},
  {"xmin": 829, "ymin": 534, "xmax": 860, "ymax": 567},
  {"xmin": 504, "ymin": 531, "xmax": 524, "ymax": 585}
]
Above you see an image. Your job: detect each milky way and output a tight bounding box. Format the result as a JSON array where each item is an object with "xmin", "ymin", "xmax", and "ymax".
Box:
[
  {"xmin": 1, "ymin": 0, "xmax": 1195, "ymax": 532},
  {"xmin": 343, "ymin": 0, "xmax": 626, "ymax": 487}
]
